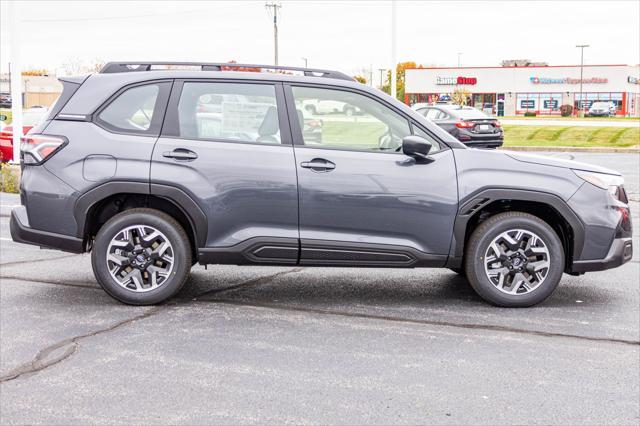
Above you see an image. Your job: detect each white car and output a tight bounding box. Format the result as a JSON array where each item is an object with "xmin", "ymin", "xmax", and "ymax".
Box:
[
  {"xmin": 588, "ymin": 101, "xmax": 616, "ymax": 117},
  {"xmin": 302, "ymin": 99, "xmax": 359, "ymax": 116}
]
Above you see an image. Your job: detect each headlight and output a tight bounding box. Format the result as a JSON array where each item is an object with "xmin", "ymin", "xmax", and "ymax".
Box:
[{"xmin": 573, "ymin": 169, "xmax": 624, "ymax": 197}]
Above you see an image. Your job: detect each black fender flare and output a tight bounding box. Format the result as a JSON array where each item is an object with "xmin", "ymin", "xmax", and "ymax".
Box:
[
  {"xmin": 74, "ymin": 181, "xmax": 208, "ymax": 247},
  {"xmin": 448, "ymin": 188, "xmax": 585, "ymax": 266}
]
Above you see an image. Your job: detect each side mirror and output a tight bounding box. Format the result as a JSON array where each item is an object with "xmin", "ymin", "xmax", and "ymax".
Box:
[
  {"xmin": 402, "ymin": 135, "xmax": 433, "ymax": 160},
  {"xmin": 0, "ymin": 115, "xmax": 7, "ymax": 122}
]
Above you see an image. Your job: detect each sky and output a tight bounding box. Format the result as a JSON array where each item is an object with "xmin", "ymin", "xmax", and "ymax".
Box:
[{"xmin": 1, "ymin": 0, "xmax": 639, "ymax": 84}]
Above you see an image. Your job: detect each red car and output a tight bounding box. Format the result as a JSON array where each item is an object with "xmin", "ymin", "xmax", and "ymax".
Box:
[{"xmin": 0, "ymin": 108, "xmax": 48, "ymax": 162}]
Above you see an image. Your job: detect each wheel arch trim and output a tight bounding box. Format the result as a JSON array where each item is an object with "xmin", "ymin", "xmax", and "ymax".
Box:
[
  {"xmin": 74, "ymin": 181, "xmax": 208, "ymax": 247},
  {"xmin": 449, "ymin": 188, "xmax": 585, "ymax": 265}
]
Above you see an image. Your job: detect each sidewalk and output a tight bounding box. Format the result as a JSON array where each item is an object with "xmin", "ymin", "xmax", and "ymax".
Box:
[{"xmin": 501, "ymin": 119, "xmax": 639, "ymax": 128}]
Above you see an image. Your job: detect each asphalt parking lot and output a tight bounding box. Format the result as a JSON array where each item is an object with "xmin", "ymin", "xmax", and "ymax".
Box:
[{"xmin": 1, "ymin": 152, "xmax": 638, "ymax": 425}]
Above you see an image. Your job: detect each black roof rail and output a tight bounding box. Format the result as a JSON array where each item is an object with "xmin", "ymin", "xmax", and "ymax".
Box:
[{"xmin": 99, "ymin": 62, "xmax": 355, "ymax": 81}]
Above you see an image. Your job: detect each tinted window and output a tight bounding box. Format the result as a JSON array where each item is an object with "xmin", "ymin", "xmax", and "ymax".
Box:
[
  {"xmin": 292, "ymin": 86, "xmax": 411, "ymax": 152},
  {"xmin": 98, "ymin": 84, "xmax": 160, "ymax": 132},
  {"xmin": 177, "ymin": 82, "xmax": 281, "ymax": 144}
]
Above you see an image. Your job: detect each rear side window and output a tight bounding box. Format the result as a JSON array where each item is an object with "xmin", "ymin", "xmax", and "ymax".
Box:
[
  {"xmin": 96, "ymin": 83, "xmax": 168, "ymax": 134},
  {"xmin": 176, "ymin": 82, "xmax": 281, "ymax": 144}
]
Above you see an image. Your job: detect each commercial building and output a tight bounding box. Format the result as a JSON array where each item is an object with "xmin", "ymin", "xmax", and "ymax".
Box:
[
  {"xmin": 405, "ymin": 64, "xmax": 640, "ymax": 116},
  {"xmin": 0, "ymin": 74, "xmax": 62, "ymax": 108}
]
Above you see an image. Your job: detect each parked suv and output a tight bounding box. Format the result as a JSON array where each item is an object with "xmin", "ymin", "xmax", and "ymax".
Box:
[{"xmin": 10, "ymin": 62, "xmax": 633, "ymax": 307}]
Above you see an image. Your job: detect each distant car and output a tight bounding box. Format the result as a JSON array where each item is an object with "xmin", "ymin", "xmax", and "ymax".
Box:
[
  {"xmin": 0, "ymin": 108, "xmax": 49, "ymax": 162},
  {"xmin": 415, "ymin": 104, "xmax": 503, "ymax": 149},
  {"xmin": 302, "ymin": 99, "xmax": 359, "ymax": 116},
  {"xmin": 0, "ymin": 93, "xmax": 11, "ymax": 108},
  {"xmin": 588, "ymin": 101, "xmax": 616, "ymax": 117}
]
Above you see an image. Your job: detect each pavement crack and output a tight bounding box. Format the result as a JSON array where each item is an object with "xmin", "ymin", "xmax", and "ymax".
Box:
[
  {"xmin": 0, "ymin": 275, "xmax": 100, "ymax": 290},
  {"xmin": 189, "ymin": 267, "xmax": 305, "ymax": 300},
  {"xmin": 0, "ymin": 254, "xmax": 79, "ymax": 268},
  {"xmin": 0, "ymin": 306, "xmax": 163, "ymax": 384},
  {"xmin": 205, "ymin": 298, "xmax": 640, "ymax": 347}
]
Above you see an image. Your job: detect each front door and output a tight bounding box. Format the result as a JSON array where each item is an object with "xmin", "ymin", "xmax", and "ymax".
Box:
[
  {"xmin": 151, "ymin": 80, "xmax": 299, "ymax": 264},
  {"xmin": 286, "ymin": 85, "xmax": 458, "ymax": 267}
]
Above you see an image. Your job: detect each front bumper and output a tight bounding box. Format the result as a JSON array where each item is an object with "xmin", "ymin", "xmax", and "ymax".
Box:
[
  {"xmin": 570, "ymin": 237, "xmax": 633, "ymax": 273},
  {"xmin": 10, "ymin": 206, "xmax": 84, "ymax": 253}
]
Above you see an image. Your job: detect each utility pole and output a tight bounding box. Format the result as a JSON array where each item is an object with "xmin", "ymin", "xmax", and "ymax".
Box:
[
  {"xmin": 576, "ymin": 44, "xmax": 589, "ymax": 115},
  {"xmin": 390, "ymin": 0, "xmax": 397, "ymax": 99},
  {"xmin": 8, "ymin": 1, "xmax": 23, "ymax": 164},
  {"xmin": 378, "ymin": 68, "xmax": 386, "ymax": 90},
  {"xmin": 265, "ymin": 2, "xmax": 281, "ymax": 66},
  {"xmin": 457, "ymin": 52, "xmax": 463, "ymax": 68}
]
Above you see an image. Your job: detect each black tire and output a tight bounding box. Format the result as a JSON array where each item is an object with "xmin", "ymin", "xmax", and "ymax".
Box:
[
  {"xmin": 305, "ymin": 105, "xmax": 317, "ymax": 115},
  {"xmin": 464, "ymin": 211, "xmax": 564, "ymax": 307},
  {"xmin": 344, "ymin": 106, "xmax": 355, "ymax": 116},
  {"xmin": 91, "ymin": 208, "xmax": 192, "ymax": 305}
]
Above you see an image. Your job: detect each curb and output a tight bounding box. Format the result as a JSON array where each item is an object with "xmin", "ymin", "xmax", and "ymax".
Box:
[{"xmin": 500, "ymin": 146, "xmax": 640, "ymax": 153}]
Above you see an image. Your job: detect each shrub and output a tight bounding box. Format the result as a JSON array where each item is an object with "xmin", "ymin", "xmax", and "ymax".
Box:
[
  {"xmin": 524, "ymin": 111, "xmax": 537, "ymax": 117},
  {"xmin": 560, "ymin": 104, "xmax": 573, "ymax": 117},
  {"xmin": 0, "ymin": 163, "xmax": 20, "ymax": 193}
]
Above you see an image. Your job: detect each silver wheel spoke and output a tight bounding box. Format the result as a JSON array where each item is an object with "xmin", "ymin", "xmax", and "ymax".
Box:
[
  {"xmin": 106, "ymin": 224, "xmax": 175, "ymax": 293},
  {"xmin": 484, "ymin": 228, "xmax": 550, "ymax": 296}
]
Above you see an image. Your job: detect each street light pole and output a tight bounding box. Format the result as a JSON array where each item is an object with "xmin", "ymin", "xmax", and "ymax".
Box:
[
  {"xmin": 457, "ymin": 52, "xmax": 463, "ymax": 68},
  {"xmin": 576, "ymin": 44, "xmax": 589, "ymax": 115},
  {"xmin": 265, "ymin": 2, "xmax": 281, "ymax": 66},
  {"xmin": 390, "ymin": 0, "xmax": 397, "ymax": 99},
  {"xmin": 301, "ymin": 57, "xmax": 308, "ymax": 68}
]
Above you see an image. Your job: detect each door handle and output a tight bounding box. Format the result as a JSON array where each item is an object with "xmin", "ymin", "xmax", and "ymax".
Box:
[
  {"xmin": 300, "ymin": 158, "xmax": 336, "ymax": 172},
  {"xmin": 163, "ymin": 148, "xmax": 198, "ymax": 161}
]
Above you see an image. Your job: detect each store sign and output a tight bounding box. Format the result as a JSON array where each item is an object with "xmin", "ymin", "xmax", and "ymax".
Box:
[
  {"xmin": 628, "ymin": 76, "xmax": 639, "ymax": 84},
  {"xmin": 530, "ymin": 76, "xmax": 608, "ymax": 84},
  {"xmin": 543, "ymin": 100, "xmax": 559, "ymax": 109},
  {"xmin": 436, "ymin": 76, "xmax": 477, "ymax": 85},
  {"xmin": 520, "ymin": 100, "xmax": 535, "ymax": 108}
]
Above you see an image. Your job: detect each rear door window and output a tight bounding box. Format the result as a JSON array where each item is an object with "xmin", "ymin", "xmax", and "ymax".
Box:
[{"xmin": 176, "ymin": 82, "xmax": 282, "ymax": 144}]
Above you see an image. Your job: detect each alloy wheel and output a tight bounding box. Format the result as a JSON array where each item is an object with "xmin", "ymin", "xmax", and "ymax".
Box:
[
  {"xmin": 483, "ymin": 228, "xmax": 550, "ymax": 295},
  {"xmin": 106, "ymin": 224, "xmax": 174, "ymax": 292}
]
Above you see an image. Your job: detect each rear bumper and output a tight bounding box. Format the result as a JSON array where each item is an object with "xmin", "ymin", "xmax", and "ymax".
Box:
[
  {"xmin": 570, "ymin": 237, "xmax": 633, "ymax": 273},
  {"xmin": 10, "ymin": 206, "xmax": 84, "ymax": 253}
]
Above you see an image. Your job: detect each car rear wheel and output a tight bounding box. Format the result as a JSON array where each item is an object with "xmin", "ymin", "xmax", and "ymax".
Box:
[
  {"xmin": 464, "ymin": 212, "xmax": 564, "ymax": 307},
  {"xmin": 91, "ymin": 208, "xmax": 192, "ymax": 305}
]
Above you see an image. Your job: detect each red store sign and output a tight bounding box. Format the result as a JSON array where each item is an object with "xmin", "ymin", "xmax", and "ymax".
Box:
[{"xmin": 436, "ymin": 76, "xmax": 478, "ymax": 85}]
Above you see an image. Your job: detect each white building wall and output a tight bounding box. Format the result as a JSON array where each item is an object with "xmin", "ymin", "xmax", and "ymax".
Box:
[{"xmin": 406, "ymin": 65, "xmax": 639, "ymax": 96}]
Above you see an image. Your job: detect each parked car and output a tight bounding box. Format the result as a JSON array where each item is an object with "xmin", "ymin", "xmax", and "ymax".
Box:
[
  {"xmin": 10, "ymin": 61, "xmax": 632, "ymax": 308},
  {"xmin": 414, "ymin": 104, "xmax": 503, "ymax": 149},
  {"xmin": 588, "ymin": 101, "xmax": 616, "ymax": 117},
  {"xmin": 302, "ymin": 98, "xmax": 359, "ymax": 116},
  {"xmin": 0, "ymin": 92, "xmax": 11, "ymax": 108},
  {"xmin": 0, "ymin": 108, "xmax": 49, "ymax": 162}
]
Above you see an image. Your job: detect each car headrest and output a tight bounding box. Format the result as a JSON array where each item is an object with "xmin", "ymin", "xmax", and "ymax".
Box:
[{"xmin": 259, "ymin": 106, "xmax": 279, "ymax": 136}]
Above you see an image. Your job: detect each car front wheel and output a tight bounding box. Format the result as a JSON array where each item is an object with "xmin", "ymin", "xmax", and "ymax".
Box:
[
  {"xmin": 91, "ymin": 208, "xmax": 192, "ymax": 305},
  {"xmin": 464, "ymin": 212, "xmax": 564, "ymax": 307}
]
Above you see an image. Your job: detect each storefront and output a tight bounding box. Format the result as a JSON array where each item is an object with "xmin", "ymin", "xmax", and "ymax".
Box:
[{"xmin": 405, "ymin": 64, "xmax": 640, "ymax": 116}]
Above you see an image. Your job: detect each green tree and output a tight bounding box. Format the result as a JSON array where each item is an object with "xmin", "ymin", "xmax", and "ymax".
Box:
[
  {"xmin": 381, "ymin": 61, "xmax": 424, "ymax": 101},
  {"xmin": 353, "ymin": 75, "xmax": 367, "ymax": 84}
]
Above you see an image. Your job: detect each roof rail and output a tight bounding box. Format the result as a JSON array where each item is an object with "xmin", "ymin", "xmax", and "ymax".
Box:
[{"xmin": 99, "ymin": 62, "xmax": 355, "ymax": 81}]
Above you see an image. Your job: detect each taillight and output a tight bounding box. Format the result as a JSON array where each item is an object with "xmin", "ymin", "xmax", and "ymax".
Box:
[
  {"xmin": 455, "ymin": 121, "xmax": 475, "ymax": 129},
  {"xmin": 493, "ymin": 121, "xmax": 501, "ymax": 128},
  {"xmin": 20, "ymin": 134, "xmax": 67, "ymax": 165}
]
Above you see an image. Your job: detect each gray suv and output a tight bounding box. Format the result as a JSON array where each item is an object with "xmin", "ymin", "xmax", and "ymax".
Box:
[{"xmin": 10, "ymin": 62, "xmax": 633, "ymax": 307}]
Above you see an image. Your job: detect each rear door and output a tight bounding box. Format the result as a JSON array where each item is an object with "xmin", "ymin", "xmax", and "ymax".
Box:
[
  {"xmin": 285, "ymin": 84, "xmax": 458, "ymax": 267},
  {"xmin": 150, "ymin": 80, "xmax": 299, "ymax": 264}
]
